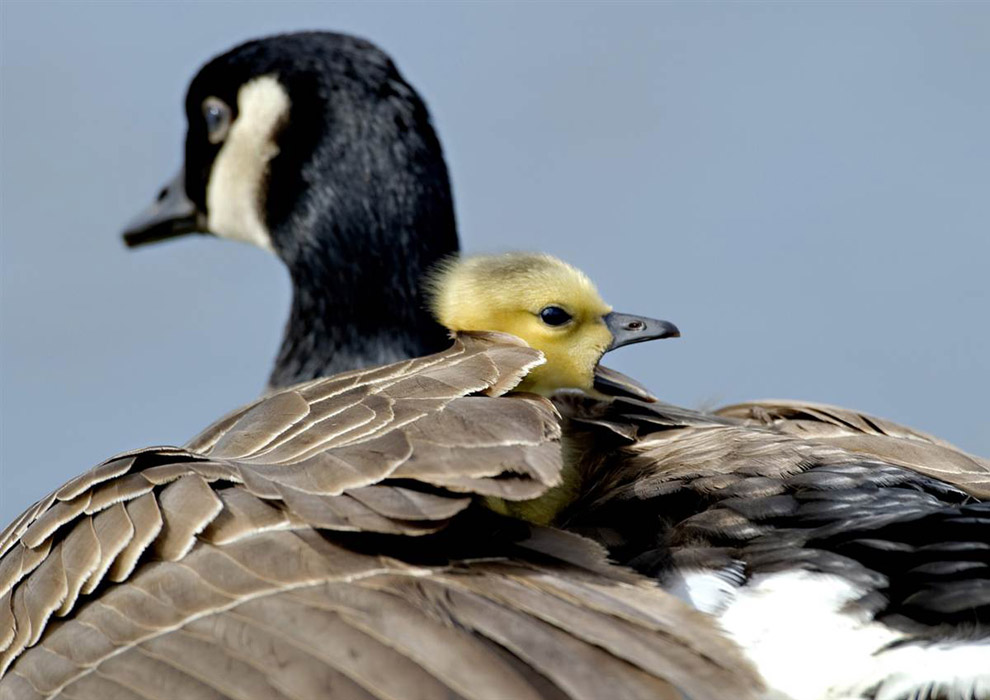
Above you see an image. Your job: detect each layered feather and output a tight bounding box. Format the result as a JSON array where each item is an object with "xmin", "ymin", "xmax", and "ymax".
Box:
[
  {"xmin": 0, "ymin": 334, "xmax": 761, "ymax": 700},
  {"xmin": 716, "ymin": 399, "xmax": 990, "ymax": 499},
  {"xmin": 559, "ymin": 394, "xmax": 990, "ymax": 699}
]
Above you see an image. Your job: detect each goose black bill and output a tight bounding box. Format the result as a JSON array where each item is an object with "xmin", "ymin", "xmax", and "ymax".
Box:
[
  {"xmin": 604, "ymin": 311, "xmax": 680, "ymax": 351},
  {"xmin": 122, "ymin": 168, "xmax": 205, "ymax": 247}
]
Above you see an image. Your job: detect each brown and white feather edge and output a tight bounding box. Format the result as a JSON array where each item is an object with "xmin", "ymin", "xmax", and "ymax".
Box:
[
  {"xmin": 716, "ymin": 399, "xmax": 990, "ymax": 498},
  {"xmin": 1, "ymin": 338, "xmax": 540, "ymax": 663},
  {"xmin": 0, "ymin": 334, "xmax": 765, "ymax": 700}
]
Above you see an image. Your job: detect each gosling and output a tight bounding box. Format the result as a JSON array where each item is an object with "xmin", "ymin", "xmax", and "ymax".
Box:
[
  {"xmin": 427, "ymin": 252, "xmax": 680, "ymax": 524},
  {"xmin": 428, "ymin": 252, "xmax": 679, "ymax": 395}
]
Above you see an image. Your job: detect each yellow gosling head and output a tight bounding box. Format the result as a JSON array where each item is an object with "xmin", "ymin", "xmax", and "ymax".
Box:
[{"xmin": 427, "ymin": 253, "xmax": 679, "ymax": 395}]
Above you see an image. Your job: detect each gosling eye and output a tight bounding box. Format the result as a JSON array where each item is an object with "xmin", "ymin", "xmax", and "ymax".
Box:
[
  {"xmin": 202, "ymin": 97, "xmax": 232, "ymax": 144},
  {"xmin": 539, "ymin": 306, "xmax": 573, "ymax": 327}
]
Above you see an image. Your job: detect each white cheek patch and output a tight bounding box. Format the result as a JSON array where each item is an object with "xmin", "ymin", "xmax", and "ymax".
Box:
[{"xmin": 206, "ymin": 75, "xmax": 290, "ymax": 251}]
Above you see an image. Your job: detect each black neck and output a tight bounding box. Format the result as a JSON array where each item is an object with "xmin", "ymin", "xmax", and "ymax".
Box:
[
  {"xmin": 265, "ymin": 159, "xmax": 458, "ymax": 388},
  {"xmin": 259, "ymin": 38, "xmax": 460, "ymax": 388},
  {"xmin": 268, "ymin": 233, "xmax": 453, "ymax": 388}
]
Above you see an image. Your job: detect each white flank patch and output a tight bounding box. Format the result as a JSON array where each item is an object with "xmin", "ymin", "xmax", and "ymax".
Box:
[
  {"xmin": 206, "ymin": 75, "xmax": 289, "ymax": 251},
  {"xmin": 710, "ymin": 570, "xmax": 899, "ymax": 700},
  {"xmin": 854, "ymin": 640, "xmax": 990, "ymax": 700},
  {"xmin": 696, "ymin": 568, "xmax": 990, "ymax": 699}
]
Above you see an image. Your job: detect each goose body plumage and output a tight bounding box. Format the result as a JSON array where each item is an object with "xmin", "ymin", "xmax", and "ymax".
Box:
[
  {"xmin": 716, "ymin": 399, "xmax": 990, "ymax": 499},
  {"xmin": 0, "ymin": 333, "xmax": 762, "ymax": 700},
  {"xmin": 558, "ymin": 395, "xmax": 990, "ymax": 700}
]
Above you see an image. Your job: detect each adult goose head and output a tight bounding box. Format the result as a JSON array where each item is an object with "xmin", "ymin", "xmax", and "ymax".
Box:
[{"xmin": 123, "ymin": 31, "xmax": 459, "ymax": 387}]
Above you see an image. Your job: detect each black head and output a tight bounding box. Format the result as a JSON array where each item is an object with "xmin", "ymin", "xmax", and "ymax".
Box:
[
  {"xmin": 124, "ymin": 31, "xmax": 457, "ymax": 267},
  {"xmin": 122, "ymin": 32, "xmax": 460, "ymax": 386}
]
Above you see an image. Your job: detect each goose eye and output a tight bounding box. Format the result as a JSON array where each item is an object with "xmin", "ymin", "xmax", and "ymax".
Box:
[
  {"xmin": 539, "ymin": 306, "xmax": 572, "ymax": 327},
  {"xmin": 202, "ymin": 97, "xmax": 232, "ymax": 144}
]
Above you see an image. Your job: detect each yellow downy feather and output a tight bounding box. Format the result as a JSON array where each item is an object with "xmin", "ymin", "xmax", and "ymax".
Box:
[{"xmin": 426, "ymin": 253, "xmax": 618, "ymax": 524}]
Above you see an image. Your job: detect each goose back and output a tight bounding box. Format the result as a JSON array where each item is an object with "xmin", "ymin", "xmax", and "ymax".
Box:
[{"xmin": 0, "ymin": 334, "xmax": 762, "ymax": 700}]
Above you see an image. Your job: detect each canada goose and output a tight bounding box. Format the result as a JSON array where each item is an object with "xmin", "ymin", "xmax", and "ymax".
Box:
[
  {"xmin": 117, "ymin": 30, "xmax": 990, "ymax": 700},
  {"xmin": 123, "ymin": 31, "xmax": 459, "ymax": 387},
  {"xmin": 0, "ymin": 261, "xmax": 763, "ymax": 699}
]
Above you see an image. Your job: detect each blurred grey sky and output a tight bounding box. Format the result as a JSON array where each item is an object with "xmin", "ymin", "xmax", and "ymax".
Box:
[{"xmin": 2, "ymin": 1, "xmax": 988, "ymax": 524}]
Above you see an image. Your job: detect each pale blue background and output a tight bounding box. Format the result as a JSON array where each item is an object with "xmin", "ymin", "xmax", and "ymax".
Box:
[{"xmin": 2, "ymin": 1, "xmax": 988, "ymax": 524}]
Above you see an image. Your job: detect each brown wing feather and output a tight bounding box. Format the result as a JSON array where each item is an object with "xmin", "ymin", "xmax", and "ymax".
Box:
[
  {"xmin": 0, "ymin": 335, "xmax": 762, "ymax": 699},
  {"xmin": 560, "ymin": 395, "xmax": 903, "ymax": 512},
  {"xmin": 716, "ymin": 399, "xmax": 990, "ymax": 498}
]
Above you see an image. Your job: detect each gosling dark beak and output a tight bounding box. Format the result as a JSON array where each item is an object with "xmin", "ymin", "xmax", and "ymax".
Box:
[
  {"xmin": 122, "ymin": 168, "xmax": 205, "ymax": 248},
  {"xmin": 603, "ymin": 311, "xmax": 680, "ymax": 351}
]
